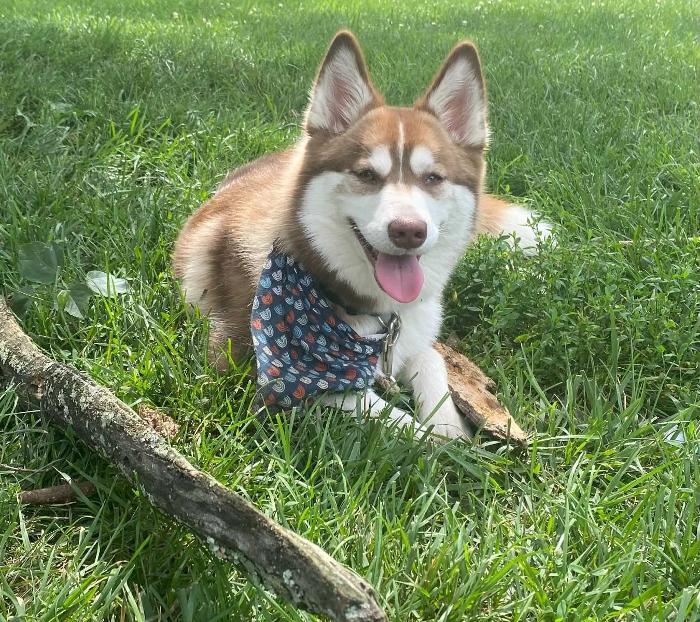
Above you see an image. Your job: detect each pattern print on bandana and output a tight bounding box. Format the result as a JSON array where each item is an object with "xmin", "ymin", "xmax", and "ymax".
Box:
[{"xmin": 251, "ymin": 244, "xmax": 385, "ymax": 411}]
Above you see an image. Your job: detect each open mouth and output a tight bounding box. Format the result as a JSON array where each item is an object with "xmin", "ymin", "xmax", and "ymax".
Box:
[
  {"xmin": 349, "ymin": 219, "xmax": 425, "ymax": 304},
  {"xmin": 350, "ymin": 220, "xmax": 379, "ymax": 263}
]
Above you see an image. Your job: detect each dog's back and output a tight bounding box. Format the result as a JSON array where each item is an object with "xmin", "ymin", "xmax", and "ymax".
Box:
[{"xmin": 173, "ymin": 149, "xmax": 300, "ymax": 364}]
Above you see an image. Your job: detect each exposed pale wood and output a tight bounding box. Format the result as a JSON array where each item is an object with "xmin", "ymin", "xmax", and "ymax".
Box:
[
  {"xmin": 20, "ymin": 480, "xmax": 96, "ymax": 505},
  {"xmin": 435, "ymin": 341, "xmax": 528, "ymax": 447},
  {"xmin": 137, "ymin": 403, "xmax": 180, "ymax": 439},
  {"xmin": 0, "ymin": 298, "xmax": 387, "ymax": 622}
]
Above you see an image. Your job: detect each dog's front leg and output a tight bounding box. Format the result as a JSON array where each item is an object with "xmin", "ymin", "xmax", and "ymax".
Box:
[
  {"xmin": 399, "ymin": 347, "xmax": 472, "ymax": 440},
  {"xmin": 317, "ymin": 390, "xmax": 420, "ymax": 431}
]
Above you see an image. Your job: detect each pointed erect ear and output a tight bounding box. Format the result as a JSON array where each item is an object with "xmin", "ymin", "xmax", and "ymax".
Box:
[
  {"xmin": 415, "ymin": 42, "xmax": 488, "ymax": 148},
  {"xmin": 304, "ymin": 31, "xmax": 383, "ymax": 135}
]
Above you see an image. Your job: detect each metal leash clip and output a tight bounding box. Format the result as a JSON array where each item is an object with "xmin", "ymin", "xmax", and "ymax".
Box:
[{"xmin": 377, "ymin": 312, "xmax": 401, "ymax": 382}]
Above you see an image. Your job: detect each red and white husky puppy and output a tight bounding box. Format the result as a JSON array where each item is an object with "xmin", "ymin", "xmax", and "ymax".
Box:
[{"xmin": 173, "ymin": 31, "xmax": 549, "ymax": 439}]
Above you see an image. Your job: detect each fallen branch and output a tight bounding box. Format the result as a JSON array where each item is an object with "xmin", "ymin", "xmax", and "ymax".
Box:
[
  {"xmin": 435, "ymin": 341, "xmax": 528, "ymax": 447},
  {"xmin": 0, "ymin": 298, "xmax": 387, "ymax": 622},
  {"xmin": 20, "ymin": 480, "xmax": 96, "ymax": 505}
]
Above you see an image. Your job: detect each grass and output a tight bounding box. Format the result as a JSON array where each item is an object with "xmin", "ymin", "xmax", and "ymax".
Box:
[{"xmin": 0, "ymin": 0, "xmax": 698, "ymax": 619}]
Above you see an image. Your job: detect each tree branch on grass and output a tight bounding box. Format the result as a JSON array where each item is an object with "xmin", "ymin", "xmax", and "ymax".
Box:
[
  {"xmin": 0, "ymin": 298, "xmax": 387, "ymax": 622},
  {"xmin": 435, "ymin": 341, "xmax": 528, "ymax": 447},
  {"xmin": 0, "ymin": 298, "xmax": 526, "ymax": 621}
]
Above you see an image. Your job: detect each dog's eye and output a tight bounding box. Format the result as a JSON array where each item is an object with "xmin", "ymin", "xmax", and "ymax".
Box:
[
  {"xmin": 353, "ymin": 168, "xmax": 379, "ymax": 183},
  {"xmin": 424, "ymin": 173, "xmax": 445, "ymax": 185}
]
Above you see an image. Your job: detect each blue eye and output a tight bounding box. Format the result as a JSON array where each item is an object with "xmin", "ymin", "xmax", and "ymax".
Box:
[{"xmin": 424, "ymin": 173, "xmax": 445, "ymax": 185}]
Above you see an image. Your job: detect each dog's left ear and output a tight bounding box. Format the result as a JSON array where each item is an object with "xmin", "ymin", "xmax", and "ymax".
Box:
[
  {"xmin": 415, "ymin": 42, "xmax": 488, "ymax": 149},
  {"xmin": 304, "ymin": 31, "xmax": 384, "ymax": 135}
]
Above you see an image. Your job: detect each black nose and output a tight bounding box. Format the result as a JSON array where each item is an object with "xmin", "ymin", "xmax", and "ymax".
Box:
[{"xmin": 387, "ymin": 219, "xmax": 427, "ymax": 249}]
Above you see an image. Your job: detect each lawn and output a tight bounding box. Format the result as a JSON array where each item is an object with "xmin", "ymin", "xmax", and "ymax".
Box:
[{"xmin": 1, "ymin": 0, "xmax": 698, "ymax": 619}]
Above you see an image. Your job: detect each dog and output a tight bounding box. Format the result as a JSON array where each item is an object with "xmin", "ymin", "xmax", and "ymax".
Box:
[{"xmin": 173, "ymin": 31, "xmax": 550, "ymax": 440}]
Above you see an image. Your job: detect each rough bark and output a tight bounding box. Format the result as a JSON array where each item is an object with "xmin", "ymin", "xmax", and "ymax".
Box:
[
  {"xmin": 0, "ymin": 299, "xmax": 387, "ymax": 622},
  {"xmin": 435, "ymin": 341, "xmax": 528, "ymax": 447}
]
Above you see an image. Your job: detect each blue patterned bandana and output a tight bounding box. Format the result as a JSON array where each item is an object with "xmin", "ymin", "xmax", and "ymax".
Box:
[{"xmin": 251, "ymin": 244, "xmax": 386, "ymax": 411}]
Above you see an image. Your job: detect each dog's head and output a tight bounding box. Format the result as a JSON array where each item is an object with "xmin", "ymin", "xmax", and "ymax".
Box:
[{"xmin": 294, "ymin": 31, "xmax": 488, "ymax": 308}]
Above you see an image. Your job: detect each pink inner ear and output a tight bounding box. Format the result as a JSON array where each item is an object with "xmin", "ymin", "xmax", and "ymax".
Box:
[
  {"xmin": 421, "ymin": 53, "xmax": 487, "ymax": 147},
  {"xmin": 306, "ymin": 34, "xmax": 385, "ymax": 135},
  {"xmin": 329, "ymin": 80, "xmax": 354, "ymax": 127},
  {"xmin": 444, "ymin": 90, "xmax": 470, "ymax": 140}
]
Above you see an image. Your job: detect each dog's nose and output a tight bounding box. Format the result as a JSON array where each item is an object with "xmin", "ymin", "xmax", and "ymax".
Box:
[{"xmin": 388, "ymin": 219, "xmax": 427, "ymax": 249}]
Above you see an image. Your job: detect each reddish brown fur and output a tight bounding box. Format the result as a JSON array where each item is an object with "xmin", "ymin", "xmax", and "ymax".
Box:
[
  {"xmin": 283, "ymin": 106, "xmax": 486, "ymax": 312},
  {"xmin": 172, "ymin": 34, "xmax": 514, "ymax": 369}
]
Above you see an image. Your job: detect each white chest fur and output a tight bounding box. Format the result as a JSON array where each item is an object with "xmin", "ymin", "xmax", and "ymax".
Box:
[{"xmin": 337, "ymin": 297, "xmax": 444, "ymax": 377}]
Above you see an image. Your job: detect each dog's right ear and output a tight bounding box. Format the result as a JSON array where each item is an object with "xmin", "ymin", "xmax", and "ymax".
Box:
[{"xmin": 304, "ymin": 31, "xmax": 383, "ymax": 136}]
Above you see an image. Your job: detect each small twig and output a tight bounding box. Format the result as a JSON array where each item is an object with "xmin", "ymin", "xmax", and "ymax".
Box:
[{"xmin": 19, "ymin": 480, "xmax": 97, "ymax": 505}]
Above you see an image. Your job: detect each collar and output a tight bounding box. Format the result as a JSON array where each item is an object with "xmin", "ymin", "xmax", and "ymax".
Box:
[
  {"xmin": 250, "ymin": 243, "xmax": 401, "ymax": 411},
  {"xmin": 324, "ymin": 287, "xmax": 390, "ymax": 322},
  {"xmin": 325, "ymin": 290, "xmax": 402, "ymax": 381}
]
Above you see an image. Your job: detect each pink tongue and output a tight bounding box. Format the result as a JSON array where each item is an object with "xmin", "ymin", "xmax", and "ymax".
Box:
[{"xmin": 374, "ymin": 253, "xmax": 424, "ymax": 303}]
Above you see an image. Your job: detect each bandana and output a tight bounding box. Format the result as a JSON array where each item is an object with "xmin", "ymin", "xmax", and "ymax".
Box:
[{"xmin": 251, "ymin": 244, "xmax": 386, "ymax": 411}]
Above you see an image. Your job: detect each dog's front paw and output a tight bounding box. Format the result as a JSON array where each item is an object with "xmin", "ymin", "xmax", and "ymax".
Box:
[
  {"xmin": 420, "ymin": 400, "xmax": 473, "ymax": 442},
  {"xmin": 427, "ymin": 421, "xmax": 472, "ymax": 442}
]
